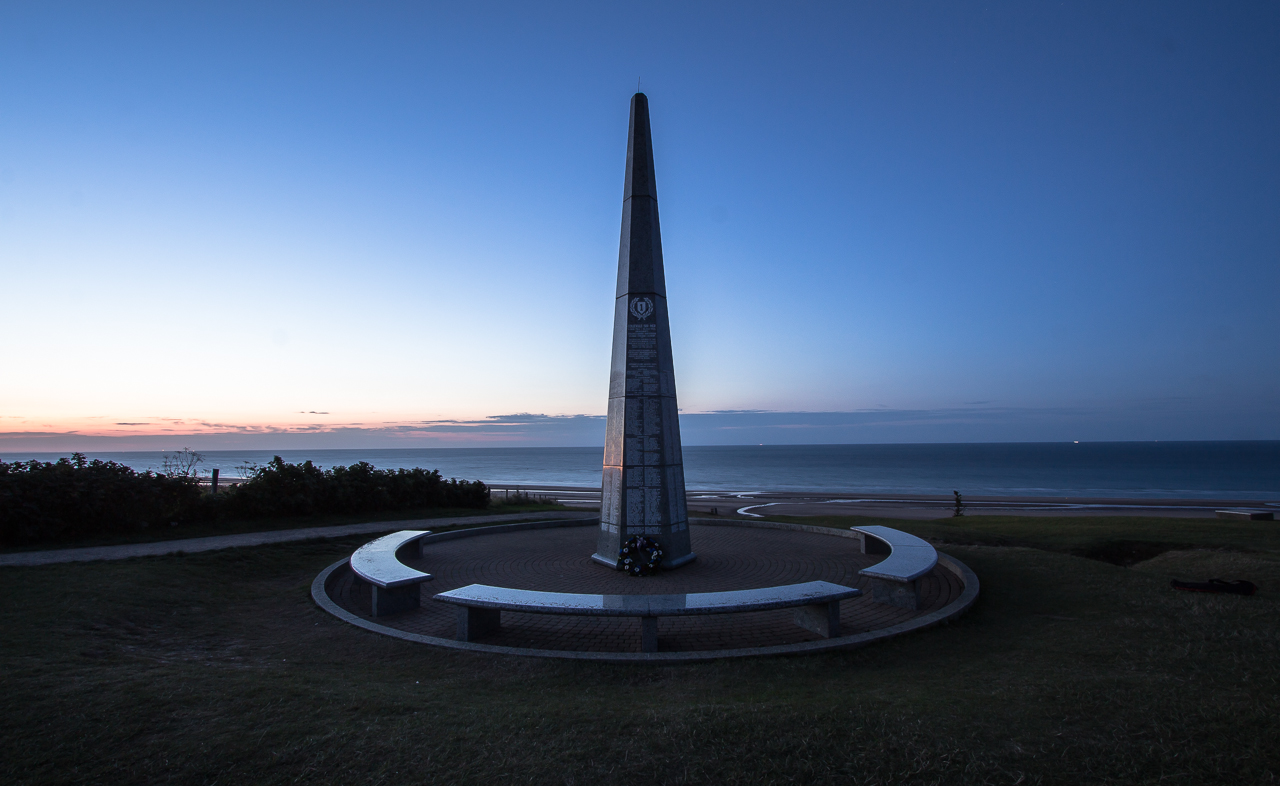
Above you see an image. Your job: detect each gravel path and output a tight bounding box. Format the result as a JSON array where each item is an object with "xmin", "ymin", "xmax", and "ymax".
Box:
[{"xmin": 0, "ymin": 511, "xmax": 597, "ymax": 567}]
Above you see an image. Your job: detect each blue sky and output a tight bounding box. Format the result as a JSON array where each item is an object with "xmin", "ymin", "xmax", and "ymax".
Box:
[{"xmin": 1, "ymin": 1, "xmax": 1277, "ymax": 449}]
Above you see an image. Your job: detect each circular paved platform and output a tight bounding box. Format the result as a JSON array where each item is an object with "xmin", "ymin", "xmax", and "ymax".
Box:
[{"xmin": 314, "ymin": 519, "xmax": 978, "ymax": 661}]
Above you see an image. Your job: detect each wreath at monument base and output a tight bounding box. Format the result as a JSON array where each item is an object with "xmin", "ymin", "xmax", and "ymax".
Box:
[{"xmin": 617, "ymin": 535, "xmax": 664, "ymax": 576}]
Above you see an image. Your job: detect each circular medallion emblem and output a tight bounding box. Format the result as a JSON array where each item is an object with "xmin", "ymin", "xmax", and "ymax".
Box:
[{"xmin": 629, "ymin": 297, "xmax": 654, "ymax": 320}]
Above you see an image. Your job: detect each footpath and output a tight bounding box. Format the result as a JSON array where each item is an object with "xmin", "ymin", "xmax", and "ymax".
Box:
[{"xmin": 0, "ymin": 511, "xmax": 597, "ymax": 567}]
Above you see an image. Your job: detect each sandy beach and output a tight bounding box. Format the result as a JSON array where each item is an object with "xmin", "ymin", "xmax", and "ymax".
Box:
[{"xmin": 486, "ymin": 484, "xmax": 1279, "ymax": 520}]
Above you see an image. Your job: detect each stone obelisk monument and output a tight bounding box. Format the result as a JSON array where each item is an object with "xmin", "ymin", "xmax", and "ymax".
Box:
[{"xmin": 592, "ymin": 93, "xmax": 696, "ymax": 569}]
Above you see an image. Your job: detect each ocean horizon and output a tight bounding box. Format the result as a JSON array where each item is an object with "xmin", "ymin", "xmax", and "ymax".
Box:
[{"xmin": 3, "ymin": 441, "xmax": 1279, "ymax": 501}]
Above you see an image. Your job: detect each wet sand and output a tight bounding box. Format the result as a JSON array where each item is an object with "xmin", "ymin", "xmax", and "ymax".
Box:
[{"xmin": 487, "ymin": 484, "xmax": 1279, "ymax": 520}]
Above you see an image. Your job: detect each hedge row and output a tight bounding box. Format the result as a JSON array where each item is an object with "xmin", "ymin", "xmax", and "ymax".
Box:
[
  {"xmin": 0, "ymin": 454, "xmax": 200, "ymax": 546},
  {"xmin": 0, "ymin": 454, "xmax": 489, "ymax": 547},
  {"xmin": 211, "ymin": 456, "xmax": 490, "ymax": 519}
]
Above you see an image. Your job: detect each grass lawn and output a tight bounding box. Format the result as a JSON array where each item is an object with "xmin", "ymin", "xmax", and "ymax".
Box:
[
  {"xmin": 772, "ymin": 513, "xmax": 1280, "ymax": 584},
  {"xmin": 0, "ymin": 502, "xmax": 570, "ymax": 554},
  {"xmin": 1, "ymin": 516, "xmax": 1277, "ymax": 784}
]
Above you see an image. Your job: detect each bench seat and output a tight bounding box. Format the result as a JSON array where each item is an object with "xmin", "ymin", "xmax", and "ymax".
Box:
[
  {"xmin": 851, "ymin": 525, "xmax": 939, "ymax": 610},
  {"xmin": 350, "ymin": 530, "xmax": 433, "ymax": 616},
  {"xmin": 434, "ymin": 581, "xmax": 860, "ymax": 652}
]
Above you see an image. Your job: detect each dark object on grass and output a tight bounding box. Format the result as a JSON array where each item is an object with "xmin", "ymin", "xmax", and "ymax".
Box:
[
  {"xmin": 1171, "ymin": 579, "xmax": 1257, "ymax": 596},
  {"xmin": 617, "ymin": 535, "xmax": 664, "ymax": 576},
  {"xmin": 952, "ymin": 491, "xmax": 965, "ymax": 518}
]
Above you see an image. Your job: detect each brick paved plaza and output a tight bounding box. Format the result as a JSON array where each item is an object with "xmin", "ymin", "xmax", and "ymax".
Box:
[{"xmin": 325, "ymin": 522, "xmax": 964, "ymax": 654}]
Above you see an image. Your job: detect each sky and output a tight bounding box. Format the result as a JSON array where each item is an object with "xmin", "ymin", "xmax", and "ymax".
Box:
[{"xmin": 1, "ymin": 1, "xmax": 1278, "ymax": 450}]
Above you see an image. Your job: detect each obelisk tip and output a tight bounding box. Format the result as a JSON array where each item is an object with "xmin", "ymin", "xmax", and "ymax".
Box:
[{"xmin": 624, "ymin": 92, "xmax": 655, "ymax": 200}]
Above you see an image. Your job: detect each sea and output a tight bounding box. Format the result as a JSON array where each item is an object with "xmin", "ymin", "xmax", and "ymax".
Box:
[{"xmin": 3, "ymin": 442, "xmax": 1279, "ymax": 500}]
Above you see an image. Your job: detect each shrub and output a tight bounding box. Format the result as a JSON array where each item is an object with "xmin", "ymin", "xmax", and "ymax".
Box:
[
  {"xmin": 493, "ymin": 490, "xmax": 558, "ymax": 506},
  {"xmin": 201, "ymin": 456, "xmax": 489, "ymax": 519},
  {"xmin": 0, "ymin": 453, "xmax": 201, "ymax": 546},
  {"xmin": 0, "ymin": 454, "xmax": 489, "ymax": 547},
  {"xmin": 161, "ymin": 447, "xmax": 205, "ymax": 478}
]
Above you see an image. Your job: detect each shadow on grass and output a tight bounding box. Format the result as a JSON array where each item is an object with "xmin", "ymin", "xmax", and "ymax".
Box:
[{"xmin": 1, "ymin": 523, "xmax": 1277, "ymax": 784}]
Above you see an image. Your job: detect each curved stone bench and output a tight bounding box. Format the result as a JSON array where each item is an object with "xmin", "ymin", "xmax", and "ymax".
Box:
[
  {"xmin": 434, "ymin": 581, "xmax": 861, "ymax": 653},
  {"xmin": 350, "ymin": 530, "xmax": 433, "ymax": 617},
  {"xmin": 851, "ymin": 525, "xmax": 938, "ymax": 610}
]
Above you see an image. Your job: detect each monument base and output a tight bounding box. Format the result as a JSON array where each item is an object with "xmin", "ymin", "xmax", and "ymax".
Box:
[
  {"xmin": 590, "ymin": 553, "xmax": 618, "ymax": 569},
  {"xmin": 662, "ymin": 552, "xmax": 698, "ymax": 569},
  {"xmin": 590, "ymin": 551, "xmax": 697, "ymax": 570}
]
